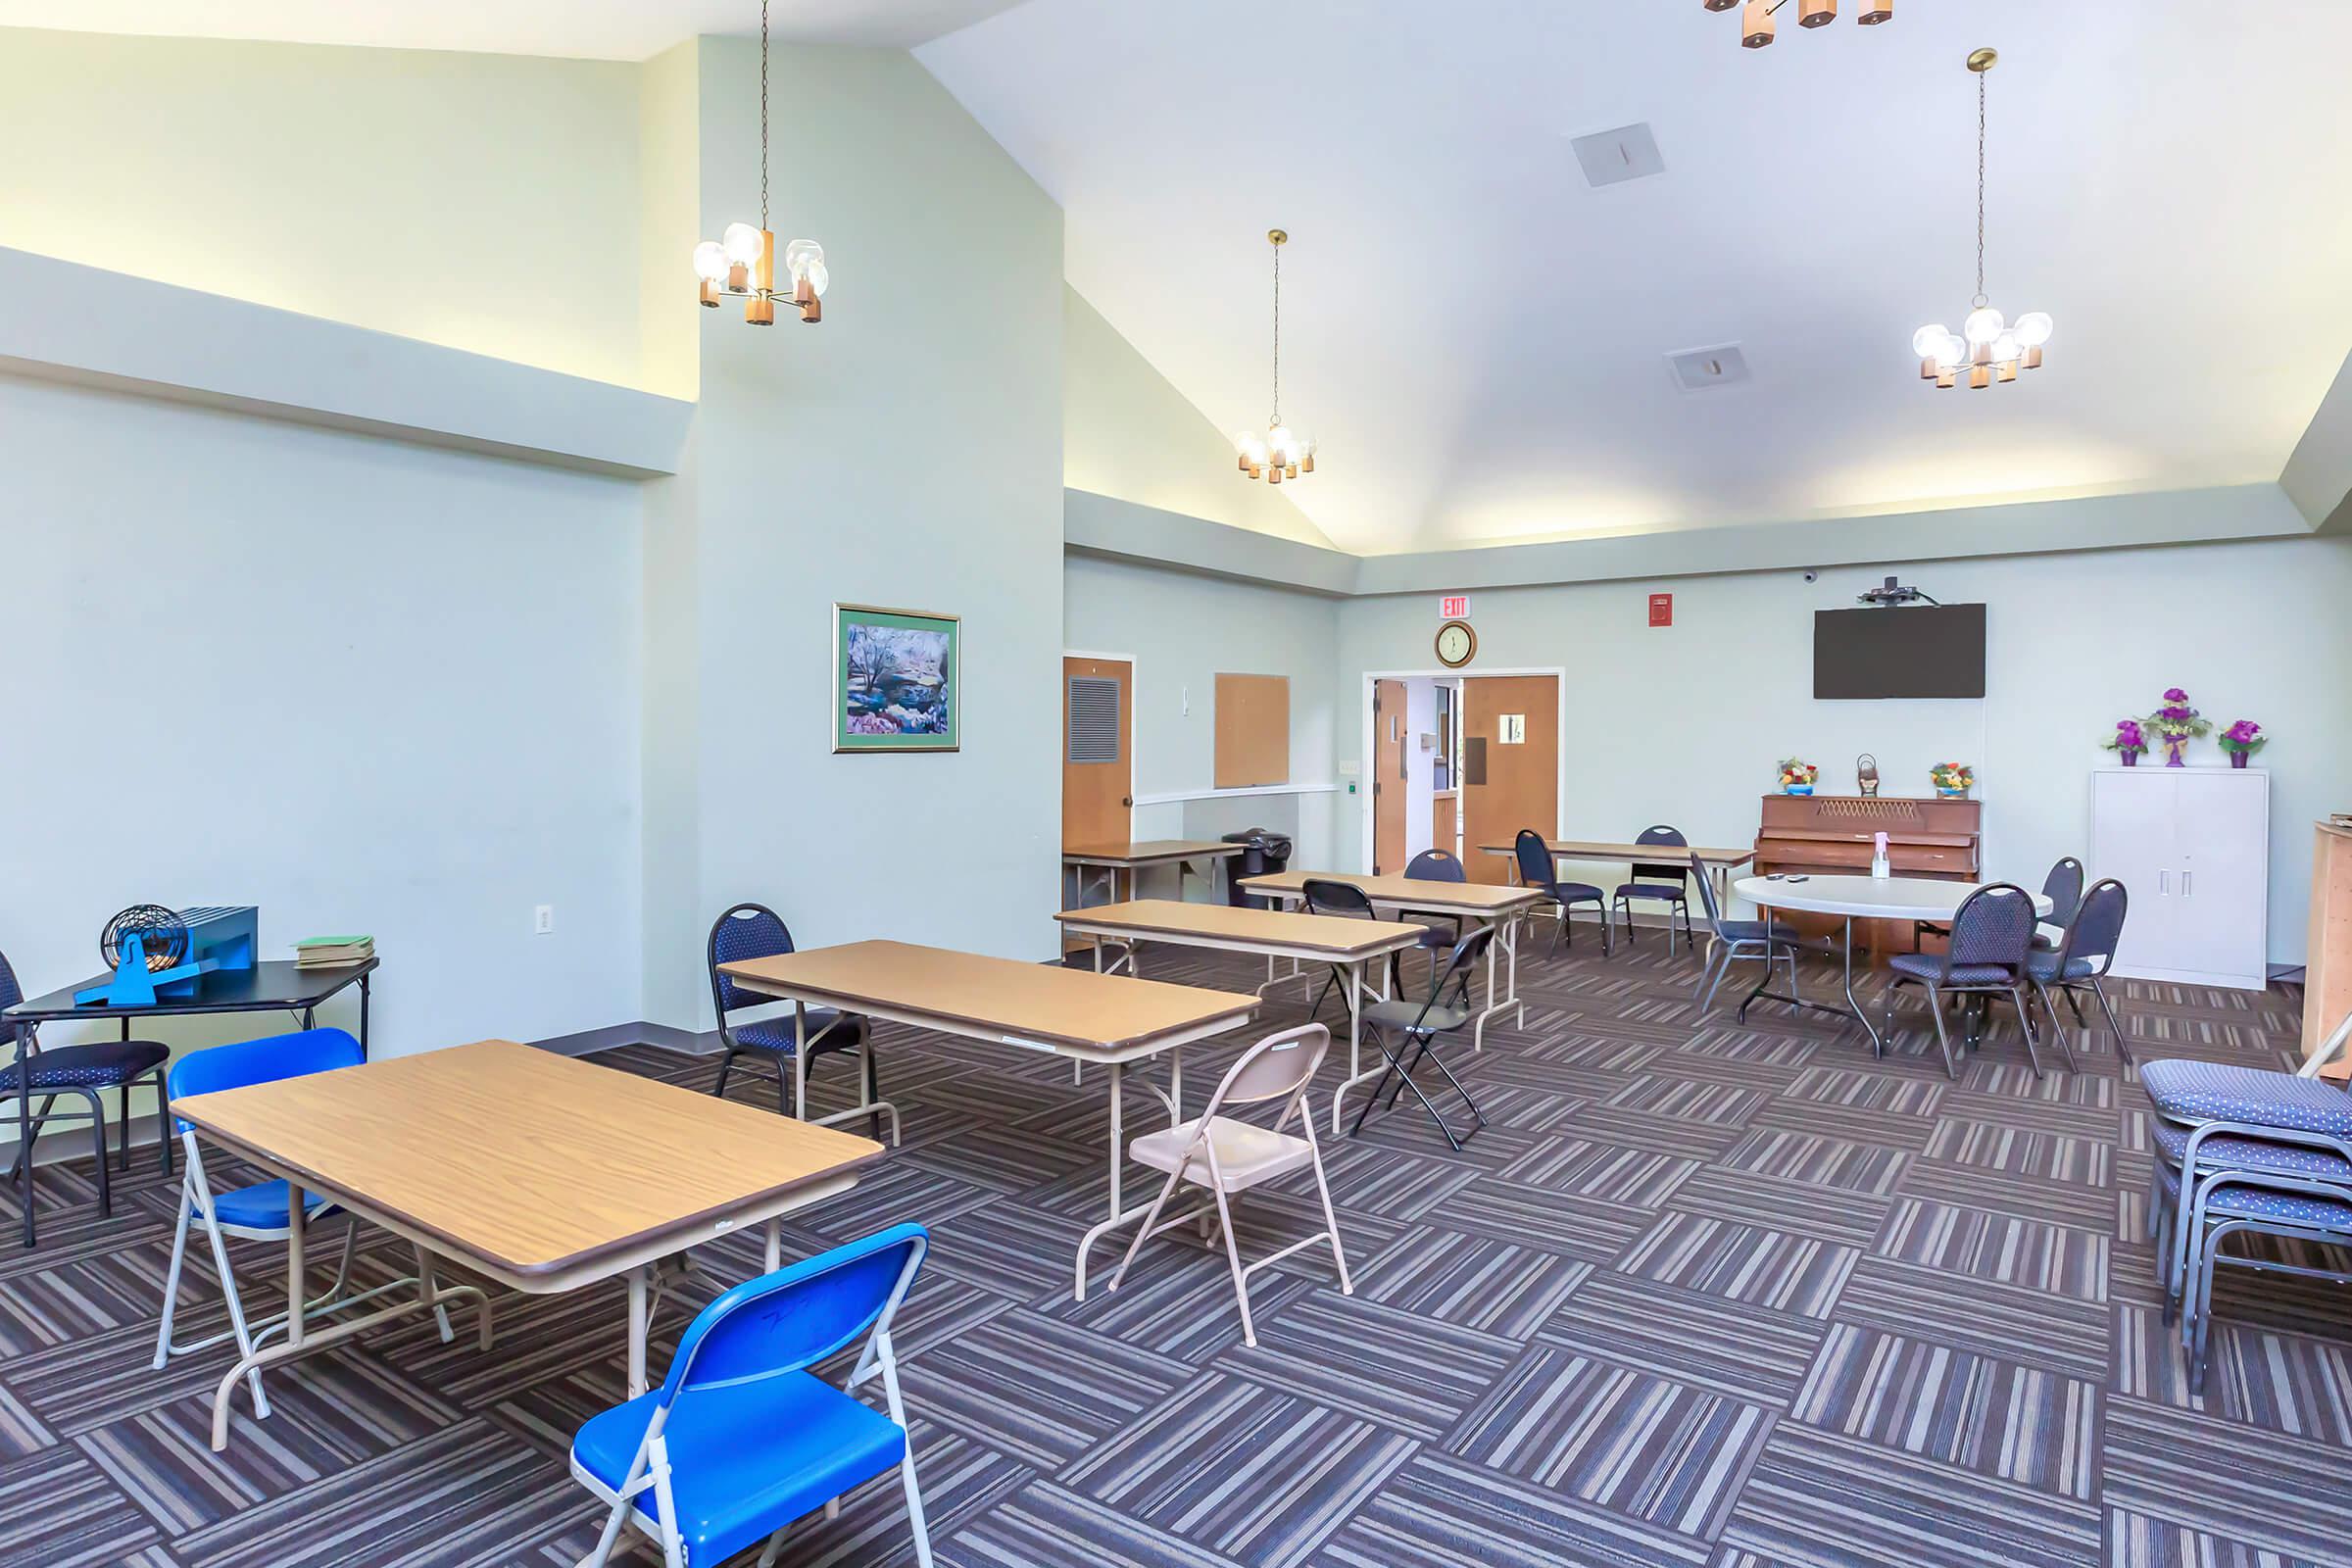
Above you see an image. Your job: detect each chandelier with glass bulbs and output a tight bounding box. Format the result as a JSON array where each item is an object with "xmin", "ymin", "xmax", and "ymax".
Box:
[
  {"xmin": 1235, "ymin": 230, "xmax": 1317, "ymax": 484},
  {"xmin": 691, "ymin": 0, "xmax": 828, "ymax": 327},
  {"xmin": 1703, "ymin": 0, "xmax": 1892, "ymax": 50},
  {"xmin": 1912, "ymin": 49, "xmax": 2051, "ymax": 390}
]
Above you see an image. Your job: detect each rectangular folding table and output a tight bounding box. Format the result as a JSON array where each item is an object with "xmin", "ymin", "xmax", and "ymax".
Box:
[
  {"xmin": 1479, "ymin": 838, "xmax": 1755, "ymax": 906},
  {"xmin": 1061, "ymin": 840, "xmax": 1245, "ymax": 907},
  {"xmin": 171, "ymin": 1039, "xmax": 881, "ymax": 1449},
  {"xmin": 718, "ymin": 939, "xmax": 1256, "ymax": 1299},
  {"xmin": 1237, "ymin": 871, "xmax": 1544, "ymax": 1050},
  {"xmin": 1053, "ymin": 898, "xmax": 1428, "ymax": 1133}
]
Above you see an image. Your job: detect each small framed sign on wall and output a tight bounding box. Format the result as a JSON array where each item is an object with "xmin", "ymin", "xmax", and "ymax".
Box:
[{"xmin": 834, "ymin": 604, "xmax": 960, "ymax": 753}]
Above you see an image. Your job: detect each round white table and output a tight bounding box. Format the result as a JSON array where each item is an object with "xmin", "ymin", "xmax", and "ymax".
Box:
[{"xmin": 1732, "ymin": 874, "xmax": 2053, "ymax": 1054}]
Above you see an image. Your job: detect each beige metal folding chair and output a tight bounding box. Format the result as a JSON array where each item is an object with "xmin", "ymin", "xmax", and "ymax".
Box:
[{"xmin": 1106, "ymin": 1022, "xmax": 1352, "ymax": 1346}]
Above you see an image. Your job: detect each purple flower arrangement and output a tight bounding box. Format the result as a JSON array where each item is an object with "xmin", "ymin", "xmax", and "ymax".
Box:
[
  {"xmin": 2141, "ymin": 685, "xmax": 2211, "ymax": 766},
  {"xmin": 2219, "ymin": 718, "xmax": 2266, "ymax": 767},
  {"xmin": 2103, "ymin": 718, "xmax": 2148, "ymax": 764}
]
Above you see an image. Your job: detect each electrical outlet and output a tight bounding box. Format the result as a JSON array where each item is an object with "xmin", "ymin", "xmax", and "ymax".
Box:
[{"xmin": 534, "ymin": 905, "xmax": 555, "ymax": 936}]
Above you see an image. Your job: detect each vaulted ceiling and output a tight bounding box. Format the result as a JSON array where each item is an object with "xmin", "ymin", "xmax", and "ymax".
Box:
[
  {"xmin": 920, "ymin": 0, "xmax": 2352, "ymax": 555},
  {"xmin": 0, "ymin": 0, "xmax": 1024, "ymax": 56}
]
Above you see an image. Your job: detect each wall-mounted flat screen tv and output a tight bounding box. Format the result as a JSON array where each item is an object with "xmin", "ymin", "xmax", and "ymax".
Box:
[{"xmin": 1813, "ymin": 604, "xmax": 1986, "ymax": 699}]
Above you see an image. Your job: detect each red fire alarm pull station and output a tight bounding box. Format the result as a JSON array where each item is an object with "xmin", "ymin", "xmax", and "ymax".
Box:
[
  {"xmin": 1649, "ymin": 592, "xmax": 1673, "ymax": 627},
  {"xmin": 1440, "ymin": 594, "xmax": 1470, "ymax": 620}
]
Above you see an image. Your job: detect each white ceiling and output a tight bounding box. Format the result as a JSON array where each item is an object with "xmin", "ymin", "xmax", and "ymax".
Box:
[
  {"xmin": 920, "ymin": 1, "xmax": 2352, "ymax": 555},
  {"xmin": 0, "ymin": 0, "xmax": 1023, "ymax": 58}
]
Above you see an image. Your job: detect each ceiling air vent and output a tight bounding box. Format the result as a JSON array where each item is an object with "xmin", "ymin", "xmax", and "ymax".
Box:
[
  {"xmin": 1665, "ymin": 344, "xmax": 1751, "ymax": 393},
  {"xmin": 1570, "ymin": 122, "xmax": 1666, "ymax": 187}
]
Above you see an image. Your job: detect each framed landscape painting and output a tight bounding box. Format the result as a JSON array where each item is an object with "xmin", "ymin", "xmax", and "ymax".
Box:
[{"xmin": 834, "ymin": 604, "xmax": 959, "ymax": 753}]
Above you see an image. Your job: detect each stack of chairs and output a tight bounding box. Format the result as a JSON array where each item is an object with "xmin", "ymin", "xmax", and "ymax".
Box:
[{"xmin": 2140, "ymin": 1057, "xmax": 2352, "ymax": 1395}]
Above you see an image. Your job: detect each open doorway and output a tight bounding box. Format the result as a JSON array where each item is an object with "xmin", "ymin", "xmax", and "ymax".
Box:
[{"xmin": 1365, "ymin": 669, "xmax": 1559, "ymax": 880}]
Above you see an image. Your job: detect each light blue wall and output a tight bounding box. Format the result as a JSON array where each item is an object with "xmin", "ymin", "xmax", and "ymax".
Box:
[
  {"xmin": 640, "ymin": 42, "xmax": 1067, "ymax": 1026},
  {"xmin": 1334, "ymin": 537, "xmax": 2352, "ymax": 964},
  {"xmin": 1064, "ymin": 554, "xmax": 1346, "ymax": 885}
]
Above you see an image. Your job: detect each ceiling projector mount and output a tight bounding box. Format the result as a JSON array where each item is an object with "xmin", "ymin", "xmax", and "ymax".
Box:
[{"xmin": 1857, "ymin": 576, "xmax": 1940, "ymax": 607}]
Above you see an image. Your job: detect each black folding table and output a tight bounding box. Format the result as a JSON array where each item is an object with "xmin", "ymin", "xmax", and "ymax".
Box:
[{"xmin": 3, "ymin": 959, "xmax": 378, "ymax": 1246}]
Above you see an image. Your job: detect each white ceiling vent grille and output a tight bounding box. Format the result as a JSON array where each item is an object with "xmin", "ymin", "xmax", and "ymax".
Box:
[
  {"xmin": 1066, "ymin": 676, "xmax": 1122, "ymax": 763},
  {"xmin": 1666, "ymin": 344, "xmax": 1751, "ymax": 393},
  {"xmin": 1570, "ymin": 122, "xmax": 1666, "ymax": 187}
]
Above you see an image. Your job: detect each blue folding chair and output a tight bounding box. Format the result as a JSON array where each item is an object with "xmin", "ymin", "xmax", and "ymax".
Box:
[
  {"xmin": 153, "ymin": 1028, "xmax": 477, "ymax": 1420},
  {"xmin": 570, "ymin": 1224, "xmax": 934, "ymax": 1568}
]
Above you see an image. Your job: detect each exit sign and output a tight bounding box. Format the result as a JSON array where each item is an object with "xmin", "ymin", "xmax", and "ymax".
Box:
[
  {"xmin": 1648, "ymin": 592, "xmax": 1673, "ymax": 627},
  {"xmin": 1440, "ymin": 595, "xmax": 1470, "ymax": 619}
]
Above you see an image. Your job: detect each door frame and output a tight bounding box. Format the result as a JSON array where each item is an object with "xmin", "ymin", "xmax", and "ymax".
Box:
[{"xmin": 1357, "ymin": 667, "xmax": 1567, "ymax": 873}]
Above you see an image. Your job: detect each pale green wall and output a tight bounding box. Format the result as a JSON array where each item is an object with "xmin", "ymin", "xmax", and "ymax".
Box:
[
  {"xmin": 1065, "ymin": 285, "xmax": 1336, "ymax": 550},
  {"xmin": 1335, "ymin": 536, "xmax": 2352, "ymax": 965},
  {"xmin": 0, "ymin": 26, "xmax": 648, "ymax": 388},
  {"xmin": 1064, "ymin": 555, "xmax": 1345, "ymax": 876},
  {"xmin": 639, "ymin": 40, "xmax": 1067, "ymax": 1026}
]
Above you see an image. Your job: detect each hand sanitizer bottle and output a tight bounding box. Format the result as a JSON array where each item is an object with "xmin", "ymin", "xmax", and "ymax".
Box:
[{"xmin": 1870, "ymin": 830, "xmax": 1890, "ymax": 880}]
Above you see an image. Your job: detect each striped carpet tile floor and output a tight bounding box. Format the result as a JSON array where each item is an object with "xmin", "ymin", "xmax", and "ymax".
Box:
[{"xmin": 0, "ymin": 938, "xmax": 2347, "ymax": 1567}]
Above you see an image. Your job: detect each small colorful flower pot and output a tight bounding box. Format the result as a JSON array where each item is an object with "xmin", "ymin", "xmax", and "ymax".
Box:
[{"xmin": 1784, "ymin": 783, "xmax": 1814, "ymax": 796}]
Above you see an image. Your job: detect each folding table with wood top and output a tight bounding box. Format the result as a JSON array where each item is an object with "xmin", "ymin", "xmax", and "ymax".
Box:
[
  {"xmin": 1238, "ymin": 870, "xmax": 1544, "ymax": 1051},
  {"xmin": 718, "ymin": 939, "xmax": 1256, "ymax": 1299},
  {"xmin": 1061, "ymin": 839, "xmax": 1246, "ymax": 907},
  {"xmin": 1053, "ymin": 899, "xmax": 1428, "ymax": 1133},
  {"xmin": 170, "ymin": 1039, "xmax": 883, "ymax": 1449}
]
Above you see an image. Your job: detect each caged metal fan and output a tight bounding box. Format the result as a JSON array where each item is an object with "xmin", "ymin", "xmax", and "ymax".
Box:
[
  {"xmin": 76, "ymin": 904, "xmax": 258, "ymax": 1006},
  {"xmin": 102, "ymin": 906, "xmax": 190, "ymax": 976}
]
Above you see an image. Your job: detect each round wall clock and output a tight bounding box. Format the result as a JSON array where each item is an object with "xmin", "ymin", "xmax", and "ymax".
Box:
[{"xmin": 1435, "ymin": 618, "xmax": 1478, "ymax": 668}]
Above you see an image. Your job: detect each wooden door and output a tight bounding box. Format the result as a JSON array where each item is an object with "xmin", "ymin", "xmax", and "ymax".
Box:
[
  {"xmin": 1062, "ymin": 657, "xmax": 1132, "ymax": 850},
  {"xmin": 1461, "ymin": 675, "xmax": 1559, "ymax": 885},
  {"xmin": 1372, "ymin": 678, "xmax": 1407, "ymax": 874}
]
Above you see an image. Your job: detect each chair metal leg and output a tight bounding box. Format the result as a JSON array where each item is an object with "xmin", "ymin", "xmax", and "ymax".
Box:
[
  {"xmin": 712, "ymin": 1049, "xmax": 735, "ymax": 1102},
  {"xmin": 2066, "ymin": 989, "xmax": 2089, "ymax": 1029},
  {"xmin": 874, "ymin": 1337, "xmax": 935, "ymax": 1568},
  {"xmin": 1924, "ymin": 986, "xmax": 1961, "ymax": 1078},
  {"xmin": 154, "ymin": 1071, "xmax": 173, "ymax": 1177},
  {"xmin": 1299, "ymin": 1117, "xmax": 1353, "ymax": 1295},
  {"xmin": 2090, "ymin": 979, "xmax": 2131, "ymax": 1066},
  {"xmin": 13, "ymin": 1081, "xmax": 31, "ymax": 1250},
  {"xmin": 77, "ymin": 1089, "xmax": 111, "ymax": 1218},
  {"xmin": 1210, "ymin": 1182, "xmax": 1257, "ymax": 1346},
  {"xmin": 190, "ymin": 1157, "xmax": 272, "ymax": 1418},
  {"xmin": 865, "ymin": 1043, "xmax": 884, "ymax": 1143},
  {"xmin": 153, "ymin": 1176, "xmax": 196, "ymax": 1368},
  {"xmin": 1693, "ymin": 945, "xmax": 1728, "ymax": 1010},
  {"xmin": 2009, "ymin": 985, "xmax": 2045, "ymax": 1078},
  {"xmin": 778, "ymin": 1054, "xmax": 794, "ymax": 1119}
]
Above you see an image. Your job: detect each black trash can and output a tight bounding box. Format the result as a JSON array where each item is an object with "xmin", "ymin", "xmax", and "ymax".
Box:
[{"xmin": 1221, "ymin": 827, "xmax": 1294, "ymax": 907}]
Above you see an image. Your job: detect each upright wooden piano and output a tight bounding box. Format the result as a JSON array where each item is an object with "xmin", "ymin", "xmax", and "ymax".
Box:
[{"xmin": 1754, "ymin": 794, "xmax": 1983, "ymax": 956}]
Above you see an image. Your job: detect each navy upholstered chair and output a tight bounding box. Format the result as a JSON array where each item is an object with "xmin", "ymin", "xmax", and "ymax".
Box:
[
  {"xmin": 1613, "ymin": 826, "xmax": 1695, "ymax": 953},
  {"xmin": 2137, "ymin": 1057, "xmax": 2352, "ymax": 1395},
  {"xmin": 2026, "ymin": 877, "xmax": 2129, "ymax": 1070},
  {"xmin": 1882, "ymin": 883, "xmax": 2042, "ymax": 1078},
  {"xmin": 2, "ymin": 945, "xmax": 172, "ymax": 1249},
  {"xmin": 2033, "ymin": 857, "xmax": 2086, "ymax": 950},
  {"xmin": 706, "ymin": 905, "xmax": 883, "ymax": 1140},
  {"xmin": 1513, "ymin": 829, "xmax": 1608, "ymax": 956},
  {"xmin": 1401, "ymin": 849, "xmax": 1470, "ymax": 986},
  {"xmin": 1689, "ymin": 852, "xmax": 1805, "ymax": 1014},
  {"xmin": 1352, "ymin": 927, "xmax": 1494, "ymax": 1152}
]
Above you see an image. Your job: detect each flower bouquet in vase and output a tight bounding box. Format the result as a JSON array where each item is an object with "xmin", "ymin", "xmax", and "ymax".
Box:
[
  {"xmin": 1930, "ymin": 761, "xmax": 1975, "ymax": 799},
  {"xmin": 2218, "ymin": 719, "xmax": 2266, "ymax": 769},
  {"xmin": 1778, "ymin": 759, "xmax": 1819, "ymax": 796},
  {"xmin": 2103, "ymin": 718, "xmax": 2149, "ymax": 767},
  {"xmin": 2144, "ymin": 687, "xmax": 2209, "ymax": 767}
]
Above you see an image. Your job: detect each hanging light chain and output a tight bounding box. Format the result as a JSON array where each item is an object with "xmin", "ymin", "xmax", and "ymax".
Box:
[
  {"xmin": 1270, "ymin": 237, "xmax": 1282, "ymax": 427},
  {"xmin": 1974, "ymin": 65, "xmax": 1987, "ymax": 307},
  {"xmin": 760, "ymin": 0, "xmax": 770, "ymax": 233}
]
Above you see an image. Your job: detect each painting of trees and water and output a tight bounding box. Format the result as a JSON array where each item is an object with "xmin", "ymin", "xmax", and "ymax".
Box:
[{"xmin": 834, "ymin": 605, "xmax": 959, "ymax": 752}]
